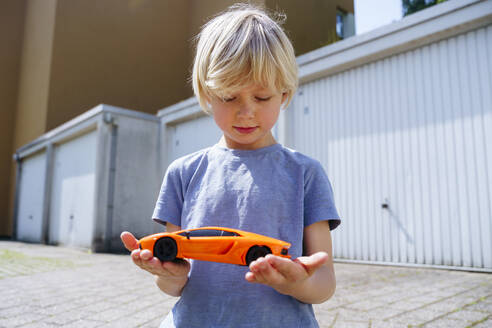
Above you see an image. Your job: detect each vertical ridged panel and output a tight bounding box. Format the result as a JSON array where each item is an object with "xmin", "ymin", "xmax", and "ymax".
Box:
[{"xmin": 289, "ymin": 25, "xmax": 492, "ymax": 269}]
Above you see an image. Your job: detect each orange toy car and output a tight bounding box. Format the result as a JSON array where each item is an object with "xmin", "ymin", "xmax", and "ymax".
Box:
[{"xmin": 138, "ymin": 226, "xmax": 291, "ymax": 266}]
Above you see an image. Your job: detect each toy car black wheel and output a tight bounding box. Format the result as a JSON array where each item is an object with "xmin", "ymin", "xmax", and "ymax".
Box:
[
  {"xmin": 245, "ymin": 246, "xmax": 272, "ymax": 266},
  {"xmin": 154, "ymin": 237, "xmax": 177, "ymax": 262}
]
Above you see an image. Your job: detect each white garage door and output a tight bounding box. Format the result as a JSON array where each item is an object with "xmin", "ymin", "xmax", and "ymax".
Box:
[
  {"xmin": 49, "ymin": 131, "xmax": 98, "ymax": 248},
  {"xmin": 289, "ymin": 26, "xmax": 492, "ymax": 270},
  {"xmin": 16, "ymin": 152, "xmax": 47, "ymax": 242},
  {"xmin": 168, "ymin": 115, "xmax": 222, "ymax": 162}
]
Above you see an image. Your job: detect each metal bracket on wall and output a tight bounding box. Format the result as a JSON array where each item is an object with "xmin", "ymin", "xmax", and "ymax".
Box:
[{"xmin": 103, "ymin": 112, "xmax": 115, "ymax": 125}]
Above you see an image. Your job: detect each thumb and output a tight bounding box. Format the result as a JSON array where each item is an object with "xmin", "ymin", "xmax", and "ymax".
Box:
[
  {"xmin": 294, "ymin": 252, "xmax": 329, "ymax": 276},
  {"xmin": 120, "ymin": 231, "xmax": 139, "ymax": 251}
]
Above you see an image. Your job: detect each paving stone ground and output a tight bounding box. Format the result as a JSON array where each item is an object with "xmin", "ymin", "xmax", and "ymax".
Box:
[{"xmin": 0, "ymin": 241, "xmax": 490, "ymax": 327}]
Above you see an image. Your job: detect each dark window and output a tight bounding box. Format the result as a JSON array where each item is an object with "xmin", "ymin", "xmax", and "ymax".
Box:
[
  {"xmin": 336, "ymin": 9, "xmax": 345, "ymax": 39},
  {"xmin": 221, "ymin": 231, "xmax": 238, "ymax": 237},
  {"xmin": 178, "ymin": 229, "xmax": 238, "ymax": 237}
]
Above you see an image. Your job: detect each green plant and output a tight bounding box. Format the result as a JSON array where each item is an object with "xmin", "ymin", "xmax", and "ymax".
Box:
[{"xmin": 402, "ymin": 0, "xmax": 448, "ymax": 17}]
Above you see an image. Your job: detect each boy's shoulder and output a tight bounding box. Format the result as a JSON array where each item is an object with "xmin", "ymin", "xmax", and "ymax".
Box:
[
  {"xmin": 279, "ymin": 145, "xmax": 323, "ymax": 169},
  {"xmin": 167, "ymin": 146, "xmax": 213, "ymax": 173}
]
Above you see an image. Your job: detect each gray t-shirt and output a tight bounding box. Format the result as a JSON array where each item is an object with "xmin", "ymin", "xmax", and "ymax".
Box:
[{"xmin": 153, "ymin": 143, "xmax": 340, "ymax": 328}]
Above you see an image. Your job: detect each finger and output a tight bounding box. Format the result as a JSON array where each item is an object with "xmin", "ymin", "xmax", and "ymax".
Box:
[
  {"xmin": 120, "ymin": 231, "xmax": 139, "ymax": 251},
  {"xmin": 143, "ymin": 257, "xmax": 189, "ymax": 278},
  {"xmin": 249, "ymin": 257, "xmax": 283, "ymax": 285},
  {"xmin": 140, "ymin": 249, "xmax": 153, "ymax": 261},
  {"xmin": 133, "ymin": 250, "xmax": 159, "ymax": 272},
  {"xmin": 248, "ymin": 257, "xmax": 268, "ymax": 275},
  {"xmin": 131, "ymin": 249, "xmax": 143, "ymax": 266},
  {"xmin": 258, "ymin": 261, "xmax": 286, "ymax": 286},
  {"xmin": 162, "ymin": 259, "xmax": 191, "ymax": 277},
  {"xmin": 245, "ymin": 271, "xmax": 257, "ymax": 283},
  {"xmin": 265, "ymin": 255, "xmax": 304, "ymax": 281},
  {"xmin": 248, "ymin": 260, "xmax": 267, "ymax": 283},
  {"xmin": 134, "ymin": 253, "xmax": 163, "ymax": 274},
  {"xmin": 138, "ymin": 257, "xmax": 165, "ymax": 276},
  {"xmin": 295, "ymin": 252, "xmax": 329, "ymax": 276}
]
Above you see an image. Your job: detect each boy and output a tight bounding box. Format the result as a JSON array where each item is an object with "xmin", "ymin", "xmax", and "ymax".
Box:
[{"xmin": 121, "ymin": 4, "xmax": 340, "ymax": 327}]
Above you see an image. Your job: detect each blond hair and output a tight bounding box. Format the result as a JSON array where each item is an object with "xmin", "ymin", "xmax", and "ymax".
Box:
[{"xmin": 192, "ymin": 3, "xmax": 298, "ymax": 114}]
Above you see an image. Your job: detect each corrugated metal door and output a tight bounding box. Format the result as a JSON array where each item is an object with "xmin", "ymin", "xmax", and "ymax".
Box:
[
  {"xmin": 16, "ymin": 152, "xmax": 47, "ymax": 242},
  {"xmin": 169, "ymin": 115, "xmax": 222, "ymax": 162},
  {"xmin": 49, "ymin": 131, "xmax": 98, "ymax": 248},
  {"xmin": 289, "ymin": 26, "xmax": 492, "ymax": 269}
]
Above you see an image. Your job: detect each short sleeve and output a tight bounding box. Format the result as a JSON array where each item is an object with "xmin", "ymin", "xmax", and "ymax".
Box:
[
  {"xmin": 304, "ymin": 161, "xmax": 341, "ymax": 230},
  {"xmin": 152, "ymin": 162, "xmax": 183, "ymax": 227}
]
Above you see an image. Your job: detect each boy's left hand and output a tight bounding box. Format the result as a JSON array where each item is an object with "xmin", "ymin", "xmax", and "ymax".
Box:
[{"xmin": 245, "ymin": 252, "xmax": 329, "ymax": 296}]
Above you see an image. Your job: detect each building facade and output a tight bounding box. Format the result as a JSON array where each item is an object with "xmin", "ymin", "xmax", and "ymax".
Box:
[
  {"xmin": 1, "ymin": 0, "xmax": 354, "ymax": 237},
  {"xmin": 155, "ymin": 0, "xmax": 492, "ymax": 271}
]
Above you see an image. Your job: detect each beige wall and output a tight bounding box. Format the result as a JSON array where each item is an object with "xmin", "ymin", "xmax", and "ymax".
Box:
[
  {"xmin": 6, "ymin": 0, "xmax": 57, "ymax": 237},
  {"xmin": 14, "ymin": 0, "xmax": 57, "ymax": 149},
  {"xmin": 3, "ymin": 0, "xmax": 354, "ymax": 237},
  {"xmin": 187, "ymin": 0, "xmax": 242, "ymax": 73},
  {"xmin": 46, "ymin": 0, "xmax": 192, "ymax": 130},
  {"xmin": 266, "ymin": 0, "xmax": 354, "ymax": 55},
  {"xmin": 0, "ymin": 0, "xmax": 26, "ymax": 236}
]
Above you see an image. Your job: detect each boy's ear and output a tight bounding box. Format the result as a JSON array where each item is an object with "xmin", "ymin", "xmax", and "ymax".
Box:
[{"xmin": 281, "ymin": 92, "xmax": 288, "ymax": 106}]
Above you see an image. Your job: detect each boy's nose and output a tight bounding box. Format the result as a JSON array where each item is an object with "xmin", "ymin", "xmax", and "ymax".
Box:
[{"xmin": 237, "ymin": 102, "xmax": 255, "ymax": 118}]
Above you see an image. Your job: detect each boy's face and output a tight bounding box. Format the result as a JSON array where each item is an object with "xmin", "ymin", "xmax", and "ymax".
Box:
[{"xmin": 209, "ymin": 84, "xmax": 287, "ymax": 150}]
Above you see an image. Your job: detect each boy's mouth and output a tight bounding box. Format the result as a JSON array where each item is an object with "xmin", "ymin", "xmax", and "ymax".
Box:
[{"xmin": 234, "ymin": 126, "xmax": 257, "ymax": 134}]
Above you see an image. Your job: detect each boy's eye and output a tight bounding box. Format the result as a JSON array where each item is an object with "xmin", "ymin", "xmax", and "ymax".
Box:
[{"xmin": 221, "ymin": 96, "xmax": 271, "ymax": 102}]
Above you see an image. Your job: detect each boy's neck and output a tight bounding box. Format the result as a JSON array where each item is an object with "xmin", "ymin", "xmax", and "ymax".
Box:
[{"xmin": 218, "ymin": 134, "xmax": 277, "ymax": 150}]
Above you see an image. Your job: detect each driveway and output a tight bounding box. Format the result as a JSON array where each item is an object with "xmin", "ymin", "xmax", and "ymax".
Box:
[{"xmin": 0, "ymin": 241, "xmax": 490, "ymax": 327}]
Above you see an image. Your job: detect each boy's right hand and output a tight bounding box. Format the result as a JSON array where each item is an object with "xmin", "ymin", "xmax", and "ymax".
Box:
[{"xmin": 120, "ymin": 231, "xmax": 190, "ymax": 296}]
